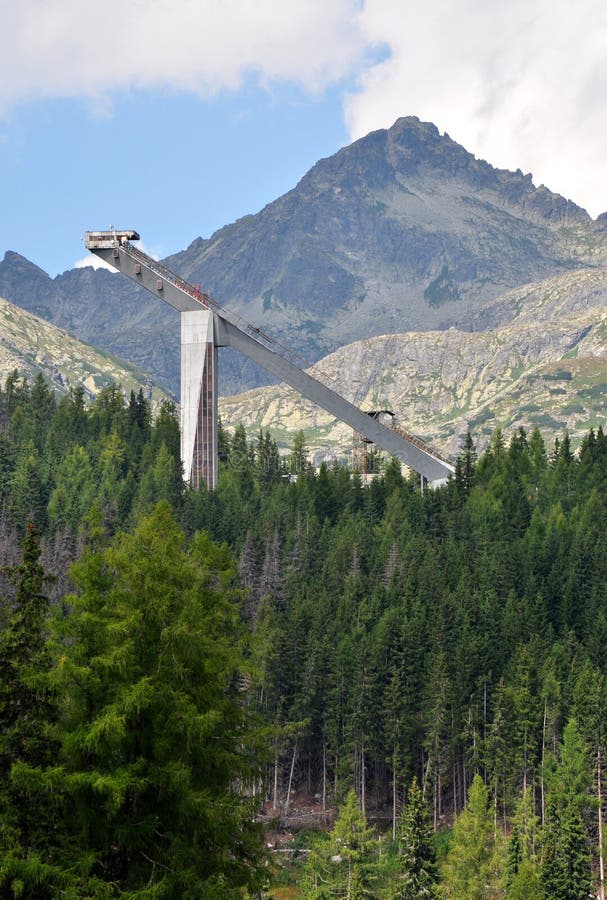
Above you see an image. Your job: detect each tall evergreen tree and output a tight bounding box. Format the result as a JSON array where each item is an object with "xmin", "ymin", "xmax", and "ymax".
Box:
[
  {"xmin": 0, "ymin": 522, "xmax": 59, "ymax": 897},
  {"xmin": 389, "ymin": 776, "xmax": 438, "ymax": 899},
  {"xmin": 541, "ymin": 718, "xmax": 593, "ymax": 900},
  {"xmin": 302, "ymin": 790, "xmax": 376, "ymax": 899},
  {"xmin": 506, "ymin": 787, "xmax": 543, "ymax": 898},
  {"xmin": 441, "ymin": 775, "xmax": 504, "ymax": 899},
  {"xmin": 6, "ymin": 503, "xmax": 267, "ymax": 898},
  {"xmin": 455, "ymin": 431, "xmax": 477, "ymax": 498}
]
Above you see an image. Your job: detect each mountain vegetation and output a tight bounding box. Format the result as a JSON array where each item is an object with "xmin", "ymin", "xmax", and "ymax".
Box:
[{"xmin": 2, "ymin": 371, "xmax": 607, "ymax": 895}]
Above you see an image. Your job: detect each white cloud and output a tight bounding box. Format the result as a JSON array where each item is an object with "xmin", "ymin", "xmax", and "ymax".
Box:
[
  {"xmin": 4, "ymin": 1, "xmax": 607, "ymax": 218},
  {"xmin": 73, "ymin": 255, "xmax": 117, "ymax": 271},
  {"xmin": 0, "ymin": 0, "xmax": 365, "ymax": 112},
  {"xmin": 344, "ymin": 0, "xmax": 607, "ymax": 217}
]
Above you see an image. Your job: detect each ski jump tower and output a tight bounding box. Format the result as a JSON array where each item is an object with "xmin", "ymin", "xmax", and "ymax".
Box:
[{"xmin": 85, "ymin": 230, "xmax": 455, "ymax": 489}]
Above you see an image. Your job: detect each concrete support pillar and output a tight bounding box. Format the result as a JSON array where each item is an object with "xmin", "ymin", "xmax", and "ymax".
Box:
[{"xmin": 180, "ymin": 309, "xmax": 218, "ymax": 489}]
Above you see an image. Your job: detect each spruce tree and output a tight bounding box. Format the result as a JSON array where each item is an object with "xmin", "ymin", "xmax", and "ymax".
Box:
[
  {"xmin": 289, "ymin": 429, "xmax": 310, "ymax": 477},
  {"xmin": 6, "ymin": 503, "xmax": 267, "ymax": 898},
  {"xmin": 0, "ymin": 522, "xmax": 59, "ymax": 897},
  {"xmin": 455, "ymin": 431, "xmax": 477, "ymax": 497},
  {"xmin": 0, "ymin": 521, "xmax": 52, "ymax": 773},
  {"xmin": 302, "ymin": 790, "xmax": 376, "ymax": 899},
  {"xmin": 389, "ymin": 776, "xmax": 438, "ymax": 899},
  {"xmin": 506, "ymin": 788, "xmax": 543, "ymax": 898},
  {"xmin": 541, "ymin": 718, "xmax": 592, "ymax": 900}
]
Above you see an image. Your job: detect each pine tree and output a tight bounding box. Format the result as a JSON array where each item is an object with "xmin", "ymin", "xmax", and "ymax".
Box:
[
  {"xmin": 289, "ymin": 429, "xmax": 311, "ymax": 477},
  {"xmin": 29, "ymin": 373, "xmax": 56, "ymax": 453},
  {"xmin": 0, "ymin": 522, "xmax": 60, "ymax": 897},
  {"xmin": 302, "ymin": 790, "xmax": 377, "ymax": 899},
  {"xmin": 441, "ymin": 774, "xmax": 504, "ymax": 899},
  {"xmin": 47, "ymin": 445, "xmax": 95, "ymax": 533},
  {"xmin": 6, "ymin": 445, "xmax": 46, "ymax": 532},
  {"xmin": 48, "ymin": 384, "xmax": 88, "ymax": 454},
  {"xmin": 455, "ymin": 431, "xmax": 477, "ymax": 498},
  {"xmin": 541, "ymin": 718, "xmax": 593, "ymax": 900},
  {"xmin": 255, "ymin": 429, "xmax": 282, "ymax": 491},
  {"xmin": 506, "ymin": 787, "xmax": 543, "ymax": 897},
  {"xmin": 571, "ymin": 661, "xmax": 607, "ymax": 900},
  {"xmin": 0, "ymin": 523, "xmax": 52, "ymax": 767},
  {"xmin": 389, "ymin": 776, "xmax": 438, "ymax": 898},
  {"xmin": 507, "ymin": 859, "xmax": 545, "ymax": 899}
]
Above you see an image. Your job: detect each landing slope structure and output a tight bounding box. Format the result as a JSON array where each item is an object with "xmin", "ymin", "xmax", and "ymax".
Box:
[{"xmin": 86, "ymin": 231, "xmax": 455, "ymax": 487}]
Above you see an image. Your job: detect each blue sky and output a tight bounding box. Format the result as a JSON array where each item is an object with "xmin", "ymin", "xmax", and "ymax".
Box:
[
  {"xmin": 1, "ymin": 0, "xmax": 606, "ymax": 278},
  {"xmin": 0, "ymin": 84, "xmax": 351, "ymax": 274}
]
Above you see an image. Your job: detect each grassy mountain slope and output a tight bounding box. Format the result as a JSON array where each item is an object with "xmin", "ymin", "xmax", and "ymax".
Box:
[
  {"xmin": 0, "ymin": 295, "xmax": 168, "ymax": 403},
  {"xmin": 0, "ymin": 252, "xmax": 179, "ymax": 392}
]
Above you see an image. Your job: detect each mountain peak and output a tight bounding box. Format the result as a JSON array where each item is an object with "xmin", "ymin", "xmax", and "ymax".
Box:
[
  {"xmin": 1, "ymin": 117, "xmax": 604, "ymax": 398},
  {"xmin": 1, "ymin": 250, "xmax": 51, "ymax": 277},
  {"xmin": 297, "ymin": 116, "xmax": 589, "ymax": 228}
]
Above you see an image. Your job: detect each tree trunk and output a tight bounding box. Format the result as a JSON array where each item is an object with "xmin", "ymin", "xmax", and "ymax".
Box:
[
  {"xmin": 523, "ymin": 725, "xmax": 528, "ymax": 795},
  {"xmin": 422, "ymin": 748, "xmax": 431, "ymax": 798},
  {"xmin": 483, "ymin": 680, "xmax": 488, "ymax": 782},
  {"xmin": 284, "ymin": 741, "xmax": 297, "ymax": 817},
  {"xmin": 392, "ymin": 744, "xmax": 398, "ymax": 840},
  {"xmin": 361, "ymin": 738, "xmax": 366, "ymax": 818},
  {"xmin": 599, "ymin": 747, "xmax": 605, "ymax": 900},
  {"xmin": 452, "ymin": 711, "xmax": 458, "ymax": 816},
  {"xmin": 541, "ymin": 699, "xmax": 547, "ymax": 827},
  {"xmin": 322, "ymin": 738, "xmax": 327, "ymax": 813},
  {"xmin": 273, "ymin": 747, "xmax": 279, "ymax": 811},
  {"xmin": 334, "ymin": 754, "xmax": 339, "ymax": 800}
]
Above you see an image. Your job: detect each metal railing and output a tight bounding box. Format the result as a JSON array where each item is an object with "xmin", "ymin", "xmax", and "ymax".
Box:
[
  {"xmin": 122, "ymin": 242, "xmax": 309, "ymax": 368},
  {"xmin": 393, "ymin": 424, "xmax": 453, "ymax": 469}
]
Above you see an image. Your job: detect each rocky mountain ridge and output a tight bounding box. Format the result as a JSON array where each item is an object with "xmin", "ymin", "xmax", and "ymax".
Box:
[
  {"xmin": 168, "ymin": 119, "xmax": 607, "ymax": 352},
  {"xmin": 218, "ymin": 266, "xmax": 607, "ymax": 459},
  {"xmin": 2, "ymin": 116, "xmax": 606, "ymax": 397}
]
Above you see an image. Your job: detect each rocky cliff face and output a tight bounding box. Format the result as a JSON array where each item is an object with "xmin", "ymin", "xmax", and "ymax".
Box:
[
  {"xmin": 2, "ymin": 116, "xmax": 606, "ymax": 397},
  {"xmin": 218, "ymin": 267, "xmax": 607, "ymax": 459},
  {"xmin": 167, "ymin": 118, "xmax": 606, "ymax": 350}
]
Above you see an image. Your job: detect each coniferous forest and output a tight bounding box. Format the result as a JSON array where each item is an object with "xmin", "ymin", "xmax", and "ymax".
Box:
[{"xmin": 2, "ymin": 371, "xmax": 607, "ymax": 897}]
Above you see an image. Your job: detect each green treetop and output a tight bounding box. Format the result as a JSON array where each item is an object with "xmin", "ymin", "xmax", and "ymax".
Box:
[
  {"xmin": 389, "ymin": 776, "xmax": 438, "ymax": 899},
  {"xmin": 302, "ymin": 790, "xmax": 377, "ymax": 899},
  {"xmin": 441, "ymin": 774, "xmax": 504, "ymax": 899},
  {"xmin": 541, "ymin": 718, "xmax": 593, "ymax": 900}
]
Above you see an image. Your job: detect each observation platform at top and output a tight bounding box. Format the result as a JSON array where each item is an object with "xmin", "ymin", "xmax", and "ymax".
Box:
[{"xmin": 84, "ymin": 229, "xmax": 456, "ymax": 488}]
